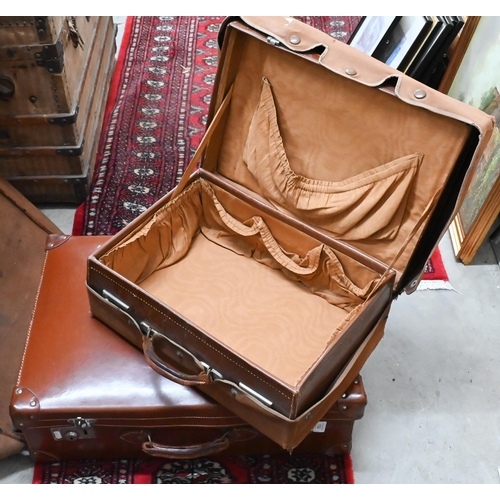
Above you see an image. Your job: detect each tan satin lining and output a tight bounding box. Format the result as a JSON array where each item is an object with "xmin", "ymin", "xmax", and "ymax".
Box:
[
  {"xmin": 140, "ymin": 233, "xmax": 349, "ymax": 387},
  {"xmin": 100, "ymin": 181, "xmax": 204, "ymax": 284},
  {"xmin": 242, "ymin": 78, "xmax": 422, "ymax": 240}
]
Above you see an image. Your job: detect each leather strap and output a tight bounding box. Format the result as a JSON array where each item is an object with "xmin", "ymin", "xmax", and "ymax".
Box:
[{"xmin": 170, "ymin": 85, "xmax": 234, "ymax": 200}]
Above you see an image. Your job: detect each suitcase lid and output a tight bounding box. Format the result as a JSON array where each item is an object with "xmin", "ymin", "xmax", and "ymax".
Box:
[
  {"xmin": 0, "ymin": 178, "xmax": 63, "ymax": 456},
  {"xmin": 195, "ymin": 16, "xmax": 494, "ymax": 295}
]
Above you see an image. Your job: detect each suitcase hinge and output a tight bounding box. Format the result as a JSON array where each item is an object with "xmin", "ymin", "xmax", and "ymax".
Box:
[{"xmin": 34, "ymin": 40, "xmax": 65, "ymax": 73}]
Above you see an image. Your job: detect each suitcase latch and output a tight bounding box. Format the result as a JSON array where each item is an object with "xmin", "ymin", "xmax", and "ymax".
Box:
[
  {"xmin": 51, "ymin": 417, "xmax": 96, "ymax": 441},
  {"xmin": 102, "ymin": 289, "xmax": 130, "ymax": 311}
]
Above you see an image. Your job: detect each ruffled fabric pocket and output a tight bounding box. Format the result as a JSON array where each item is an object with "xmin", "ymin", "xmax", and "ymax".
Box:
[
  {"xmin": 200, "ymin": 182, "xmax": 381, "ymax": 311},
  {"xmin": 242, "ymin": 78, "xmax": 423, "ymax": 241}
]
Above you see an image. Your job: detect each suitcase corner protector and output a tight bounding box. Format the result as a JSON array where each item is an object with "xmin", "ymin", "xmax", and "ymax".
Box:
[{"xmin": 10, "ymin": 386, "xmax": 40, "ymax": 426}]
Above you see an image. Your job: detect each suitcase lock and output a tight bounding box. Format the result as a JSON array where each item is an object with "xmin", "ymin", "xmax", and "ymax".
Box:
[{"xmin": 51, "ymin": 417, "xmax": 96, "ymax": 441}]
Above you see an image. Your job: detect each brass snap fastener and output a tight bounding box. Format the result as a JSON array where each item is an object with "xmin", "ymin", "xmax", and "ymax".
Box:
[
  {"xmin": 414, "ymin": 89, "xmax": 427, "ymax": 99},
  {"xmin": 289, "ymin": 34, "xmax": 301, "ymax": 45}
]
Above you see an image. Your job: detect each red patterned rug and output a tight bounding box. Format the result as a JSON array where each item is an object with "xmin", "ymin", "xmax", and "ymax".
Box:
[
  {"xmin": 418, "ymin": 247, "xmax": 452, "ymax": 290},
  {"xmin": 72, "ymin": 14, "xmax": 450, "ymax": 288},
  {"xmin": 32, "ymin": 454, "xmax": 354, "ymax": 484}
]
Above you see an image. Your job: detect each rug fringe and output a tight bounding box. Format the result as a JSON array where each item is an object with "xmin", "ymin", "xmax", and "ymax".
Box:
[{"xmin": 417, "ymin": 280, "xmax": 458, "ymax": 292}]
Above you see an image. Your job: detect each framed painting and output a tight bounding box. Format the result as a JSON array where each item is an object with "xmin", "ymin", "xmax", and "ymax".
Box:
[
  {"xmin": 348, "ymin": 16, "xmax": 401, "ymax": 56},
  {"xmin": 439, "ymin": 17, "xmax": 500, "ymax": 264}
]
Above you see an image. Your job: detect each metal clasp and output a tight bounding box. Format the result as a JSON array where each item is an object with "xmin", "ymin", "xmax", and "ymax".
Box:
[
  {"xmin": 139, "ymin": 321, "xmax": 152, "ymax": 337},
  {"xmin": 102, "ymin": 289, "xmax": 130, "ymax": 311},
  {"xmin": 200, "ymin": 361, "xmax": 223, "ymax": 381},
  {"xmin": 238, "ymin": 383, "xmax": 273, "ymax": 407},
  {"xmin": 68, "ymin": 417, "xmax": 96, "ymax": 429},
  {"xmin": 266, "ymin": 36, "xmax": 280, "ymax": 46},
  {"xmin": 51, "ymin": 417, "xmax": 96, "ymax": 442}
]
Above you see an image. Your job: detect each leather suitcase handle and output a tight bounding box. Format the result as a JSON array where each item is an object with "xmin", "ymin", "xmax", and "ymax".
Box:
[
  {"xmin": 142, "ymin": 434, "xmax": 230, "ymax": 459},
  {"xmin": 143, "ymin": 330, "xmax": 212, "ymax": 386}
]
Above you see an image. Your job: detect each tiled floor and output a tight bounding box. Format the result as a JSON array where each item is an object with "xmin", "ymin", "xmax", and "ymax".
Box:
[{"xmin": 2, "ymin": 17, "xmax": 500, "ymax": 485}]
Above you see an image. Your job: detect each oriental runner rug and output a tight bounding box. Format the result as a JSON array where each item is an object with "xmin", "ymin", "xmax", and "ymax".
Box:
[
  {"xmin": 72, "ymin": 16, "xmax": 449, "ymax": 287},
  {"xmin": 32, "ymin": 453, "xmax": 354, "ymax": 484}
]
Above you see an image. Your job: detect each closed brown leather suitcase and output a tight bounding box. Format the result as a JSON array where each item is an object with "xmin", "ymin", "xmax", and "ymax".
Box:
[
  {"xmin": 86, "ymin": 16, "xmax": 494, "ymax": 452},
  {"xmin": 9, "ymin": 235, "xmax": 367, "ymax": 462}
]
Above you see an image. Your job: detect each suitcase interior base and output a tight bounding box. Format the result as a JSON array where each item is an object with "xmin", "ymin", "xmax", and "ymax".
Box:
[{"xmin": 141, "ymin": 231, "xmax": 349, "ymax": 388}]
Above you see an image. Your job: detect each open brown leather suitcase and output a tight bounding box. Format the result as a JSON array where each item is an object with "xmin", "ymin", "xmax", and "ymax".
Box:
[
  {"xmin": 86, "ymin": 16, "xmax": 494, "ymax": 452},
  {"xmin": 1, "ymin": 179, "xmax": 367, "ymax": 461}
]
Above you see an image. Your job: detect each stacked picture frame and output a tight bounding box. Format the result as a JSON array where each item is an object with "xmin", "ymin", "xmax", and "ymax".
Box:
[
  {"xmin": 350, "ymin": 16, "xmax": 500, "ymax": 265},
  {"xmin": 348, "ymin": 16, "xmax": 465, "ymax": 89}
]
